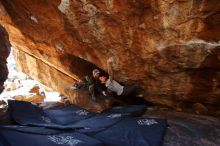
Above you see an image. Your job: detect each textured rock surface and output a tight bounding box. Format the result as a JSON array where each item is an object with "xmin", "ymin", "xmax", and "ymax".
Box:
[
  {"xmin": 0, "ymin": 0, "xmax": 220, "ymax": 113},
  {"xmin": 13, "ymin": 49, "xmax": 76, "ymax": 96},
  {"xmin": 144, "ymin": 111, "xmax": 220, "ymax": 146},
  {"xmin": 66, "ymin": 87, "xmax": 112, "ymax": 112},
  {"xmin": 0, "ymin": 25, "xmax": 11, "ymax": 93}
]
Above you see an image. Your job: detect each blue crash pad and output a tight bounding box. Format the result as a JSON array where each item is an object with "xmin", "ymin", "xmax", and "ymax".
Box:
[
  {"xmin": 44, "ymin": 105, "xmax": 95, "ymax": 125},
  {"xmin": 74, "ymin": 105, "xmax": 148, "ymax": 134},
  {"xmin": 8, "ymin": 100, "xmax": 61, "ymax": 127},
  {"xmin": 8, "ymin": 101, "xmax": 124, "ymax": 131},
  {"xmin": 0, "ymin": 127, "xmax": 103, "ymax": 146},
  {"xmin": 0, "ymin": 125, "xmax": 63, "ymax": 135},
  {"xmin": 94, "ymin": 117, "xmax": 167, "ymax": 146},
  {"xmin": 74, "ymin": 113, "xmax": 125, "ymax": 134},
  {"xmin": 7, "ymin": 101, "xmax": 167, "ymax": 146},
  {"xmin": 8, "ymin": 100, "xmax": 97, "ymax": 129}
]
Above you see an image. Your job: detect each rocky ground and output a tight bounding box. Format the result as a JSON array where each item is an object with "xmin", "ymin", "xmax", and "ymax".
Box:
[{"xmin": 144, "ymin": 110, "xmax": 220, "ymax": 146}]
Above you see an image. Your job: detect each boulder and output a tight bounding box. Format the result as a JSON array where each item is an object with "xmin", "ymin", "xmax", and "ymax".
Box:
[
  {"xmin": 192, "ymin": 103, "xmax": 208, "ymax": 115},
  {"xmin": 66, "ymin": 87, "xmax": 112, "ymax": 112},
  {"xmin": 0, "ymin": 0, "xmax": 219, "ymax": 114}
]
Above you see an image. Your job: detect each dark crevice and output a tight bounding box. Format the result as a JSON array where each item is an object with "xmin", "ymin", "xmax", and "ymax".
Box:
[
  {"xmin": 0, "ymin": 25, "xmax": 11, "ymax": 93},
  {"xmin": 59, "ymin": 53, "xmax": 108, "ymax": 79}
]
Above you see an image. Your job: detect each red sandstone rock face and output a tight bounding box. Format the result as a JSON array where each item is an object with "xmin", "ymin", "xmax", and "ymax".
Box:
[{"xmin": 0, "ymin": 0, "xmax": 219, "ymax": 113}]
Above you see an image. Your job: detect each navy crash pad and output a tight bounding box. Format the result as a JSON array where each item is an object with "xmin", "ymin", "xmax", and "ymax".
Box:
[
  {"xmin": 44, "ymin": 105, "xmax": 95, "ymax": 125},
  {"xmin": 94, "ymin": 117, "xmax": 167, "ymax": 146},
  {"xmin": 0, "ymin": 127, "xmax": 103, "ymax": 146}
]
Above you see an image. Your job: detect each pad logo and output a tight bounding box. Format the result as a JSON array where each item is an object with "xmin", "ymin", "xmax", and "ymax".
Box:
[
  {"xmin": 41, "ymin": 116, "xmax": 52, "ymax": 123},
  {"xmin": 137, "ymin": 119, "xmax": 158, "ymax": 126},
  {"xmin": 107, "ymin": 114, "xmax": 122, "ymax": 118},
  {"xmin": 75, "ymin": 110, "xmax": 89, "ymax": 116},
  {"xmin": 48, "ymin": 135, "xmax": 83, "ymax": 146}
]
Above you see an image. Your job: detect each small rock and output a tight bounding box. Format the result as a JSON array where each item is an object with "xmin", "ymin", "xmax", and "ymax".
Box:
[
  {"xmin": 30, "ymin": 15, "xmax": 38, "ymax": 23},
  {"xmin": 176, "ymin": 107, "xmax": 182, "ymax": 112},
  {"xmin": 29, "ymin": 85, "xmax": 40, "ymax": 94},
  {"xmin": 0, "ymin": 100, "xmax": 7, "ymax": 107},
  {"xmin": 137, "ymin": 94, "xmax": 144, "ymax": 98},
  {"xmin": 192, "ymin": 103, "xmax": 208, "ymax": 114},
  {"xmin": 176, "ymin": 102, "xmax": 183, "ymax": 112},
  {"xmin": 159, "ymin": 107, "xmax": 169, "ymax": 111},
  {"xmin": 13, "ymin": 94, "xmax": 44, "ymax": 103}
]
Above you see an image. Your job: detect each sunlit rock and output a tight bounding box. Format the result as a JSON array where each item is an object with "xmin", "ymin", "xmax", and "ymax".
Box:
[{"xmin": 13, "ymin": 94, "xmax": 44, "ymax": 103}]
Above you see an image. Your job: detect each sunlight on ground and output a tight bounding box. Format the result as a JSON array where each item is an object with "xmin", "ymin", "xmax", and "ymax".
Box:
[{"xmin": 0, "ymin": 48, "xmax": 62, "ymax": 107}]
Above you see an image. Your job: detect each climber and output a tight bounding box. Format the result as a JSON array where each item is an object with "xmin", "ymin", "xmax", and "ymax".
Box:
[
  {"xmin": 99, "ymin": 56, "xmax": 137, "ymax": 98},
  {"xmin": 86, "ymin": 69, "xmax": 107, "ymax": 102},
  {"xmin": 70, "ymin": 68, "xmax": 110, "ymax": 102},
  {"xmin": 99, "ymin": 75, "xmax": 137, "ymax": 98}
]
